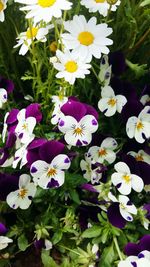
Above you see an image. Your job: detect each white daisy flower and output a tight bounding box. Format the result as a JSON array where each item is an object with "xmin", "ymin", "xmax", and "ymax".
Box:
[
  {"xmin": 54, "ymin": 50, "xmax": 91, "ymax": 85},
  {"xmin": 30, "ymin": 154, "xmax": 71, "ymax": 189},
  {"xmin": 0, "ymin": 0, "xmax": 7, "ymax": 22},
  {"xmin": 14, "ymin": 0, "xmax": 72, "ymax": 24},
  {"xmin": 61, "ymin": 15, "xmax": 113, "ymax": 62},
  {"xmin": 126, "ymin": 106, "xmax": 150, "ymax": 143},
  {"xmin": 118, "ymin": 251, "xmax": 150, "ymax": 267},
  {"xmin": 98, "ymin": 86, "xmax": 127, "ymax": 117},
  {"xmin": 0, "ymin": 236, "xmax": 13, "ymax": 250},
  {"xmin": 51, "ymin": 95, "xmax": 68, "ymax": 125},
  {"xmin": 15, "ymin": 109, "xmax": 36, "ymax": 144},
  {"xmin": 111, "ymin": 162, "xmax": 144, "ymax": 195},
  {"xmin": 98, "ymin": 55, "xmax": 112, "ymax": 86},
  {"xmin": 127, "ymin": 150, "xmax": 150, "ymax": 164},
  {"xmin": 14, "ymin": 25, "xmax": 50, "ymax": 55},
  {"xmin": 0, "ymin": 88, "xmax": 7, "ymax": 108},
  {"xmin": 87, "ymin": 137, "xmax": 118, "ymax": 164},
  {"xmin": 58, "ymin": 115, "xmax": 98, "ymax": 146},
  {"xmin": 108, "ymin": 193, "xmax": 137, "ymax": 222},
  {"xmin": 6, "ymin": 174, "xmax": 37, "ymax": 210},
  {"xmin": 81, "ymin": 0, "xmax": 121, "ymax": 17}
]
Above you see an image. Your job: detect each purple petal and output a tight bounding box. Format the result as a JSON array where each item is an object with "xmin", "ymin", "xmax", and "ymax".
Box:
[
  {"xmin": 83, "ymin": 103, "xmax": 99, "ymax": 120},
  {"xmin": 5, "ymin": 132, "xmax": 16, "ymax": 148},
  {"xmin": 39, "ymin": 140, "xmax": 65, "ymax": 163},
  {"xmin": 76, "ymin": 139, "xmax": 82, "ymax": 146},
  {"xmin": 131, "ymin": 262, "xmax": 137, "ymax": 267},
  {"xmin": 26, "ymin": 103, "xmax": 42, "ymax": 122},
  {"xmin": 81, "ymin": 183, "xmax": 98, "ymax": 193},
  {"xmin": 124, "ymin": 243, "xmax": 141, "ymax": 256},
  {"xmin": 0, "ymin": 76, "xmax": 14, "ymax": 93},
  {"xmin": 0, "ymin": 149, "xmax": 9, "ymax": 166},
  {"xmin": 27, "ymin": 138, "xmax": 47, "ymax": 150},
  {"xmin": 107, "ymin": 203, "xmax": 126, "ymax": 229},
  {"xmin": 6, "ymin": 109, "xmax": 19, "ymax": 124},
  {"xmin": 0, "ymin": 223, "xmax": 8, "ymax": 235},
  {"xmin": 109, "ymin": 51, "xmax": 126, "ymax": 76},
  {"xmin": 139, "ymin": 235, "xmax": 150, "ymax": 251},
  {"xmin": 61, "ymin": 100, "xmax": 86, "ymax": 122},
  {"xmin": 0, "ymin": 173, "xmax": 19, "ymax": 201},
  {"xmin": 47, "ymin": 178, "xmax": 59, "ymax": 188}
]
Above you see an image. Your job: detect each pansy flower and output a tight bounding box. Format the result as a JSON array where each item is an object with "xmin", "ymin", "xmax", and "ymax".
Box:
[
  {"xmin": 61, "ymin": 15, "xmax": 113, "ymax": 62},
  {"xmin": 30, "ymin": 140, "xmax": 70, "ymax": 189},
  {"xmin": 0, "ymin": 172, "xmax": 19, "ymax": 201},
  {"xmin": 0, "ymin": 236, "xmax": 13, "ymax": 250},
  {"xmin": 87, "ymin": 137, "xmax": 118, "ymax": 164},
  {"xmin": 54, "ymin": 49, "xmax": 91, "ymax": 85},
  {"xmin": 98, "ymin": 55, "xmax": 112, "ymax": 86},
  {"xmin": 0, "ymin": 88, "xmax": 7, "ymax": 108},
  {"xmin": 98, "ymin": 86, "xmax": 127, "ymax": 117},
  {"xmin": 140, "ymin": 85, "xmax": 150, "ymax": 106},
  {"xmin": 15, "ymin": 0, "xmax": 72, "ymax": 24},
  {"xmin": 126, "ymin": 106, "xmax": 150, "ymax": 143},
  {"xmin": 58, "ymin": 100, "xmax": 98, "ymax": 146},
  {"xmin": 0, "ymin": 76, "xmax": 14, "ymax": 93},
  {"xmin": 51, "ymin": 95, "xmax": 68, "ymax": 124},
  {"xmin": 6, "ymin": 174, "xmax": 37, "ymax": 210},
  {"xmin": 0, "ymin": 0, "xmax": 8, "ymax": 22},
  {"xmin": 125, "ymin": 235, "xmax": 150, "ymax": 256},
  {"xmin": 81, "ymin": 0, "xmax": 120, "ymax": 17},
  {"xmin": 108, "ymin": 193, "xmax": 137, "ymax": 229},
  {"xmin": 111, "ymin": 162, "xmax": 144, "ymax": 195},
  {"xmin": 127, "ymin": 150, "xmax": 150, "ymax": 165},
  {"xmin": 118, "ymin": 250, "xmax": 150, "ymax": 267}
]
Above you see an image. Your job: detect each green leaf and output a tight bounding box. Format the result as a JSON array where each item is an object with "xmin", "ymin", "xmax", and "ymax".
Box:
[
  {"xmin": 99, "ymin": 244, "xmax": 115, "ymax": 267},
  {"xmin": 140, "ymin": 0, "xmax": 150, "ymax": 6},
  {"xmin": 17, "ymin": 234, "xmax": 28, "ymax": 251},
  {"xmin": 52, "ymin": 230, "xmax": 63, "ymax": 245},
  {"xmin": 69, "ymin": 190, "xmax": 80, "ymax": 204},
  {"xmin": 41, "ymin": 250, "xmax": 58, "ymax": 267},
  {"xmin": 82, "ymin": 225, "xmax": 102, "ymax": 238}
]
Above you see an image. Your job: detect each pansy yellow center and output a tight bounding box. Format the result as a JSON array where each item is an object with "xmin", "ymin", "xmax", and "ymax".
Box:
[
  {"xmin": 18, "ymin": 188, "xmax": 28, "ymax": 199},
  {"xmin": 38, "ymin": 0, "xmax": 56, "ymax": 8},
  {"xmin": 136, "ymin": 121, "xmax": 144, "ymax": 131},
  {"xmin": 98, "ymin": 148, "xmax": 107, "ymax": 157},
  {"xmin": 135, "ymin": 154, "xmax": 144, "ymax": 162},
  {"xmin": 108, "ymin": 98, "xmax": 116, "ymax": 107},
  {"xmin": 120, "ymin": 203, "xmax": 126, "ymax": 210},
  {"xmin": 0, "ymin": 1, "xmax": 4, "ymax": 11},
  {"xmin": 47, "ymin": 168, "xmax": 57, "ymax": 177},
  {"xmin": 123, "ymin": 175, "xmax": 131, "ymax": 183},
  {"xmin": 22, "ymin": 123, "xmax": 28, "ymax": 130},
  {"xmin": 65, "ymin": 61, "xmax": 78, "ymax": 73},
  {"xmin": 26, "ymin": 27, "xmax": 38, "ymax": 39},
  {"xmin": 74, "ymin": 127, "xmax": 83, "ymax": 135},
  {"xmin": 95, "ymin": 0, "xmax": 105, "ymax": 3},
  {"xmin": 78, "ymin": 31, "xmax": 94, "ymax": 46}
]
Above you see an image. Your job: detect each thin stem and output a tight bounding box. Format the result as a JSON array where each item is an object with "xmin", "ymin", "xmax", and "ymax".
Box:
[
  {"xmin": 58, "ymin": 245, "xmax": 81, "ymax": 256},
  {"xmin": 113, "ymin": 236, "xmax": 123, "ymax": 261},
  {"xmin": 91, "ymin": 66, "xmax": 100, "ymax": 83}
]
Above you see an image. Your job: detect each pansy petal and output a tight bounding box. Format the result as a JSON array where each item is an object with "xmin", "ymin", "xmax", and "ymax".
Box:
[
  {"xmin": 114, "ymin": 162, "xmax": 130, "ymax": 174},
  {"xmin": 131, "ymin": 174, "xmax": 144, "ymax": 192},
  {"xmin": 51, "ymin": 154, "xmax": 71, "ymax": 170},
  {"xmin": 79, "ymin": 115, "xmax": 98, "ymax": 133},
  {"xmin": 6, "ymin": 191, "xmax": 19, "ymax": 209},
  {"xmin": 58, "ymin": 115, "xmax": 77, "ymax": 133}
]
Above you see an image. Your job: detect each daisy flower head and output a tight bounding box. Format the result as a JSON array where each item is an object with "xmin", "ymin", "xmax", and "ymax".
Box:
[
  {"xmin": 111, "ymin": 161, "xmax": 144, "ymax": 195},
  {"xmin": 81, "ymin": 0, "xmax": 121, "ymax": 17},
  {"xmin": 0, "ymin": 0, "xmax": 7, "ymax": 22},
  {"xmin": 14, "ymin": 0, "xmax": 72, "ymax": 24},
  {"xmin": 54, "ymin": 50, "xmax": 91, "ymax": 85},
  {"xmin": 126, "ymin": 106, "xmax": 150, "ymax": 143},
  {"xmin": 14, "ymin": 25, "xmax": 50, "ymax": 56},
  {"xmin": 98, "ymin": 86, "xmax": 127, "ymax": 117},
  {"xmin": 61, "ymin": 15, "xmax": 113, "ymax": 62},
  {"xmin": 6, "ymin": 174, "xmax": 37, "ymax": 209}
]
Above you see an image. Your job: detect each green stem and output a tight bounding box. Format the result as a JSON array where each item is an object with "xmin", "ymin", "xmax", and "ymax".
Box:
[
  {"xmin": 91, "ymin": 66, "xmax": 100, "ymax": 83},
  {"xmin": 58, "ymin": 245, "xmax": 81, "ymax": 256},
  {"xmin": 113, "ymin": 237, "xmax": 123, "ymax": 261}
]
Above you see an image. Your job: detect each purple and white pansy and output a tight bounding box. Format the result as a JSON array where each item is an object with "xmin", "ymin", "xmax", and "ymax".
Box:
[
  {"xmin": 111, "ymin": 162, "xmax": 144, "ymax": 195},
  {"xmin": 126, "ymin": 106, "xmax": 150, "ymax": 143},
  {"xmin": 0, "ymin": 88, "xmax": 7, "ymax": 108},
  {"xmin": 0, "ymin": 236, "xmax": 13, "ymax": 250},
  {"xmin": 6, "ymin": 174, "xmax": 37, "ymax": 210},
  {"xmin": 51, "ymin": 95, "xmax": 68, "ymax": 125},
  {"xmin": 58, "ymin": 100, "xmax": 98, "ymax": 146},
  {"xmin": 118, "ymin": 250, "xmax": 150, "ymax": 267},
  {"xmin": 127, "ymin": 150, "xmax": 150, "ymax": 164}
]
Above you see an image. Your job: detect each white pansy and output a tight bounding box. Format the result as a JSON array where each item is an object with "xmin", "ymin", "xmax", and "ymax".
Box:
[
  {"xmin": 30, "ymin": 154, "xmax": 71, "ymax": 189},
  {"xmin": 98, "ymin": 55, "xmax": 112, "ymax": 86},
  {"xmin": 81, "ymin": 0, "xmax": 120, "ymax": 17},
  {"xmin": 108, "ymin": 193, "xmax": 137, "ymax": 222},
  {"xmin": 14, "ymin": 0, "xmax": 72, "ymax": 24},
  {"xmin": 51, "ymin": 95, "xmax": 68, "ymax": 125},
  {"xmin": 87, "ymin": 137, "xmax": 117, "ymax": 164},
  {"xmin": 61, "ymin": 15, "xmax": 113, "ymax": 63},
  {"xmin": 140, "ymin": 94, "xmax": 150, "ymax": 105},
  {"xmin": 58, "ymin": 115, "xmax": 98, "ymax": 146},
  {"xmin": 0, "ymin": 236, "xmax": 13, "ymax": 250},
  {"xmin": 118, "ymin": 250, "xmax": 150, "ymax": 267},
  {"xmin": 15, "ymin": 109, "xmax": 36, "ymax": 144},
  {"xmin": 126, "ymin": 106, "xmax": 150, "ymax": 143},
  {"xmin": 2, "ymin": 112, "xmax": 9, "ymax": 143},
  {"xmin": 0, "ymin": 88, "xmax": 7, "ymax": 108},
  {"xmin": 0, "ymin": 0, "xmax": 7, "ymax": 22},
  {"xmin": 14, "ymin": 25, "xmax": 50, "ymax": 56},
  {"xmin": 98, "ymin": 86, "xmax": 127, "ymax": 117},
  {"xmin": 54, "ymin": 50, "xmax": 91, "ymax": 85},
  {"xmin": 111, "ymin": 162, "xmax": 144, "ymax": 195},
  {"xmin": 127, "ymin": 150, "xmax": 150, "ymax": 164},
  {"xmin": 6, "ymin": 174, "xmax": 37, "ymax": 210}
]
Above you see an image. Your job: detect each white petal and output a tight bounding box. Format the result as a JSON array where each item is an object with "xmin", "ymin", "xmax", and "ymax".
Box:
[
  {"xmin": 126, "ymin": 117, "xmax": 138, "ymax": 139},
  {"xmin": 101, "ymin": 137, "xmax": 118, "ymax": 150},
  {"xmin": 131, "ymin": 174, "xmax": 144, "ymax": 192},
  {"xmin": 114, "ymin": 162, "xmax": 130, "ymax": 174},
  {"xmin": 51, "ymin": 154, "xmax": 71, "ymax": 170}
]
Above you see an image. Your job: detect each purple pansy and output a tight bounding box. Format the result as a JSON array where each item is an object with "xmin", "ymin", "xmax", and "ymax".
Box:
[
  {"xmin": 0, "ymin": 223, "xmax": 8, "ymax": 235},
  {"xmin": 125, "ymin": 235, "xmax": 150, "ymax": 256},
  {"xmin": 0, "ymin": 76, "xmax": 14, "ymax": 93},
  {"xmin": 0, "ymin": 173, "xmax": 19, "ymax": 201},
  {"xmin": 109, "ymin": 51, "xmax": 126, "ymax": 76}
]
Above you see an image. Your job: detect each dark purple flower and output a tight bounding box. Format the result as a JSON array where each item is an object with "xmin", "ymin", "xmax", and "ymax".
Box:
[
  {"xmin": 39, "ymin": 140, "xmax": 65, "ymax": 164},
  {"xmin": 125, "ymin": 235, "xmax": 150, "ymax": 256},
  {"xmin": 81, "ymin": 183, "xmax": 98, "ymax": 193},
  {"xmin": 121, "ymin": 100, "xmax": 143, "ymax": 123},
  {"xmin": 0, "ymin": 223, "xmax": 8, "ymax": 235},
  {"xmin": 0, "ymin": 173, "xmax": 19, "ymax": 201},
  {"xmin": 78, "ymin": 203, "xmax": 101, "ymax": 230},
  {"xmin": 109, "ymin": 51, "xmax": 126, "ymax": 76},
  {"xmin": 26, "ymin": 138, "xmax": 47, "ymax": 167},
  {"xmin": 26, "ymin": 103, "xmax": 42, "ymax": 122},
  {"xmin": 0, "ymin": 148, "xmax": 9, "ymax": 165},
  {"xmin": 0, "ymin": 76, "xmax": 14, "ymax": 93},
  {"xmin": 34, "ymin": 239, "xmax": 45, "ymax": 250},
  {"xmin": 107, "ymin": 202, "xmax": 126, "ymax": 229}
]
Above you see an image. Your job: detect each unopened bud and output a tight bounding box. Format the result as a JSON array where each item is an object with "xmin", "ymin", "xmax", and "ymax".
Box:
[{"xmin": 107, "ymin": 0, "xmax": 118, "ymax": 4}]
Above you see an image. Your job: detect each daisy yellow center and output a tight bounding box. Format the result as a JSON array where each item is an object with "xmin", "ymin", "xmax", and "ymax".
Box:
[
  {"xmin": 98, "ymin": 148, "xmax": 107, "ymax": 157},
  {"xmin": 18, "ymin": 188, "xmax": 28, "ymax": 199},
  {"xmin": 74, "ymin": 127, "xmax": 83, "ymax": 135},
  {"xmin": 0, "ymin": 1, "xmax": 4, "ymax": 11},
  {"xmin": 47, "ymin": 168, "xmax": 57, "ymax": 177},
  {"xmin": 78, "ymin": 31, "xmax": 94, "ymax": 46},
  {"xmin": 95, "ymin": 0, "xmax": 105, "ymax": 2},
  {"xmin": 65, "ymin": 61, "xmax": 78, "ymax": 73},
  {"xmin": 123, "ymin": 175, "xmax": 131, "ymax": 183},
  {"xmin": 108, "ymin": 98, "xmax": 116, "ymax": 107},
  {"xmin": 26, "ymin": 27, "xmax": 38, "ymax": 39},
  {"xmin": 135, "ymin": 154, "xmax": 144, "ymax": 161},
  {"xmin": 38, "ymin": 0, "xmax": 56, "ymax": 7},
  {"xmin": 136, "ymin": 121, "xmax": 144, "ymax": 131}
]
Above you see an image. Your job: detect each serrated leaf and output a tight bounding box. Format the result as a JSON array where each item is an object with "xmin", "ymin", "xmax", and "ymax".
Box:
[
  {"xmin": 82, "ymin": 225, "xmax": 102, "ymax": 238},
  {"xmin": 17, "ymin": 234, "xmax": 28, "ymax": 251},
  {"xmin": 99, "ymin": 244, "xmax": 115, "ymax": 267}
]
